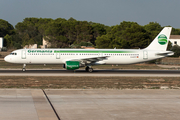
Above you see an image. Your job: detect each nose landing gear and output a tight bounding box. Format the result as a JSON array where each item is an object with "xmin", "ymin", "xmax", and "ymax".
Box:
[{"xmin": 22, "ymin": 64, "xmax": 26, "ymax": 72}]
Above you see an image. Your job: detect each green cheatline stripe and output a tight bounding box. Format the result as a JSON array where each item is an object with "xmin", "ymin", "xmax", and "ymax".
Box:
[{"xmin": 54, "ymin": 50, "xmax": 136, "ymax": 53}]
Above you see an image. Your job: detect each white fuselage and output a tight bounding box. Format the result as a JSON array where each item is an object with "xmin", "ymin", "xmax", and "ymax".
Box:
[{"xmin": 4, "ymin": 49, "xmax": 171, "ymax": 65}]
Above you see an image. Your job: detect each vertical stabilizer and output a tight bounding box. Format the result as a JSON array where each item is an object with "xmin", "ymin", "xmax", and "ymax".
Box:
[{"xmin": 145, "ymin": 27, "xmax": 172, "ymax": 51}]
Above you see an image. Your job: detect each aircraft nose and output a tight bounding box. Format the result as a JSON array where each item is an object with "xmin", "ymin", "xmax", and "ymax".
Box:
[
  {"xmin": 4, "ymin": 56, "xmax": 8, "ymax": 62},
  {"xmin": 4, "ymin": 56, "xmax": 10, "ymax": 62}
]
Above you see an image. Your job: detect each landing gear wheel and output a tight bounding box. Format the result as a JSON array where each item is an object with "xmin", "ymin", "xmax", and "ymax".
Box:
[
  {"xmin": 88, "ymin": 68, "xmax": 93, "ymax": 73},
  {"xmin": 22, "ymin": 68, "xmax": 26, "ymax": 72},
  {"xmin": 85, "ymin": 66, "xmax": 93, "ymax": 72}
]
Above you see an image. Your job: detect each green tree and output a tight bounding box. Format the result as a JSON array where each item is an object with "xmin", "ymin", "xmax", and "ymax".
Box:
[
  {"xmin": 68, "ymin": 17, "xmax": 77, "ymax": 22},
  {"xmin": 171, "ymin": 28, "xmax": 180, "ymax": 35},
  {"xmin": 171, "ymin": 45, "xmax": 180, "ymax": 57},
  {"xmin": 144, "ymin": 22, "xmax": 162, "ymax": 32},
  {"xmin": 45, "ymin": 19, "xmax": 95, "ymax": 48},
  {"xmin": 96, "ymin": 35, "xmax": 111, "ymax": 48},
  {"xmin": 96, "ymin": 21, "xmax": 150, "ymax": 49},
  {"xmin": 143, "ymin": 22, "xmax": 162, "ymax": 45},
  {"xmin": 167, "ymin": 41, "xmax": 172, "ymax": 51},
  {"xmin": 15, "ymin": 18, "xmax": 53, "ymax": 47},
  {"xmin": 4, "ymin": 34, "xmax": 13, "ymax": 48},
  {"xmin": 0, "ymin": 19, "xmax": 14, "ymax": 37},
  {"xmin": 91, "ymin": 23, "xmax": 107, "ymax": 45}
]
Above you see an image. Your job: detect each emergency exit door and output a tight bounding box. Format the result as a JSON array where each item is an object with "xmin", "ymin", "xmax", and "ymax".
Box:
[{"xmin": 56, "ymin": 53, "xmax": 60, "ymax": 59}]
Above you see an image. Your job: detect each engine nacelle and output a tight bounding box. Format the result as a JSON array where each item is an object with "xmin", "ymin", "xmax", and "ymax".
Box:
[{"xmin": 64, "ymin": 61, "xmax": 80, "ymax": 70}]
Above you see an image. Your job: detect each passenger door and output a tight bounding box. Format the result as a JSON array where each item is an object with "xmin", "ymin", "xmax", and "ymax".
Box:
[
  {"xmin": 143, "ymin": 51, "xmax": 148, "ymax": 59},
  {"xmin": 21, "ymin": 50, "xmax": 26, "ymax": 59}
]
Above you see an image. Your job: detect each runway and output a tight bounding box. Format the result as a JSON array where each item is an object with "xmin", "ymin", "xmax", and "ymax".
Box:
[{"xmin": 0, "ymin": 69, "xmax": 180, "ymax": 77}]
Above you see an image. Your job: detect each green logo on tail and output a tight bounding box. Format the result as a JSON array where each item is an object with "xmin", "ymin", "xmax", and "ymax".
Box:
[{"xmin": 158, "ymin": 34, "xmax": 167, "ymax": 45}]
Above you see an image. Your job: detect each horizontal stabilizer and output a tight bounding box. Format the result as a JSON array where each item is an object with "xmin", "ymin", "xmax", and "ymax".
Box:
[{"xmin": 156, "ymin": 51, "xmax": 174, "ymax": 56}]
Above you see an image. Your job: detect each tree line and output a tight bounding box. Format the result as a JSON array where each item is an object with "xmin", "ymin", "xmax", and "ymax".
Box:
[{"xmin": 0, "ymin": 18, "xmax": 180, "ymax": 51}]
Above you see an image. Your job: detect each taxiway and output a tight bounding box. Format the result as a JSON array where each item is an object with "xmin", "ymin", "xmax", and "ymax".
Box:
[{"xmin": 0, "ymin": 89, "xmax": 180, "ymax": 120}]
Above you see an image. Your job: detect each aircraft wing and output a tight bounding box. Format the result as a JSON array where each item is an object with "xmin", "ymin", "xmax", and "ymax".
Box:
[{"xmin": 65, "ymin": 56, "xmax": 109, "ymax": 64}]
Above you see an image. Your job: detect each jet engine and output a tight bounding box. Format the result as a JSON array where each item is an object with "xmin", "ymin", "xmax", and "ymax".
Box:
[{"xmin": 63, "ymin": 61, "xmax": 80, "ymax": 70}]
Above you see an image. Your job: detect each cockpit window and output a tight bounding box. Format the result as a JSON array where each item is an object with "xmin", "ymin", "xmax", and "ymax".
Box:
[{"xmin": 10, "ymin": 53, "xmax": 17, "ymax": 55}]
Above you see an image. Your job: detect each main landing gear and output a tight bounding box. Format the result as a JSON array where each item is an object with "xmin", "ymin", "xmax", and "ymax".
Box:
[
  {"xmin": 22, "ymin": 64, "xmax": 26, "ymax": 72},
  {"xmin": 85, "ymin": 66, "xmax": 93, "ymax": 73}
]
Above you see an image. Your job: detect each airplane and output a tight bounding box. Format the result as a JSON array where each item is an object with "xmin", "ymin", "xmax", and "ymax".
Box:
[{"xmin": 4, "ymin": 27, "xmax": 174, "ymax": 72}]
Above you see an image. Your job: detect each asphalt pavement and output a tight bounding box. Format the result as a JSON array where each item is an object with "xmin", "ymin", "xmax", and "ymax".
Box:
[{"xmin": 0, "ymin": 69, "xmax": 180, "ymax": 77}]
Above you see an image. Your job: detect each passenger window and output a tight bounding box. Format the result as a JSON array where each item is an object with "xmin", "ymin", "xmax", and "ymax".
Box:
[{"xmin": 174, "ymin": 41, "xmax": 177, "ymax": 45}]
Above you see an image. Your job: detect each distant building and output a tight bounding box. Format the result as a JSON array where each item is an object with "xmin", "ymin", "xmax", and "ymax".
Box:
[
  {"xmin": 81, "ymin": 46, "xmax": 95, "ymax": 49},
  {"xmin": 0, "ymin": 37, "xmax": 3, "ymax": 51},
  {"xmin": 23, "ymin": 37, "xmax": 51, "ymax": 49},
  {"xmin": 169, "ymin": 35, "xmax": 180, "ymax": 46},
  {"xmin": 40, "ymin": 37, "xmax": 51, "ymax": 48},
  {"xmin": 23, "ymin": 44, "xmax": 37, "ymax": 49}
]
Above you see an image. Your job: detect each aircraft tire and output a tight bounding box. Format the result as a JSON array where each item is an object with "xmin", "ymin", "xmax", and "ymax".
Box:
[
  {"xmin": 88, "ymin": 68, "xmax": 93, "ymax": 73},
  {"xmin": 22, "ymin": 68, "xmax": 26, "ymax": 72}
]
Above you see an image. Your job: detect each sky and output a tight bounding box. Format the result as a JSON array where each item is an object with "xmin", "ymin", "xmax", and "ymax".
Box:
[{"xmin": 1, "ymin": 0, "xmax": 180, "ymax": 28}]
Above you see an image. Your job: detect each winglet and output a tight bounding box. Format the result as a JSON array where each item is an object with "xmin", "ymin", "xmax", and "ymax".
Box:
[{"xmin": 145, "ymin": 27, "xmax": 172, "ymax": 51}]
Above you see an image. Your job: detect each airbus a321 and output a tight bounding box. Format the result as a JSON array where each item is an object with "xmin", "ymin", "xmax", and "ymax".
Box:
[{"xmin": 4, "ymin": 27, "xmax": 174, "ymax": 72}]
